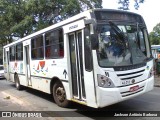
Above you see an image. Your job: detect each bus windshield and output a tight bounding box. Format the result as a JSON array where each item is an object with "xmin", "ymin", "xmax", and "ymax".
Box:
[{"xmin": 97, "ymin": 22, "xmax": 149, "ymax": 67}]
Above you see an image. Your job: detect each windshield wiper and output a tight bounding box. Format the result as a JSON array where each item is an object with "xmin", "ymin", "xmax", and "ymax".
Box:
[{"xmin": 109, "ymin": 21, "xmax": 126, "ymax": 41}]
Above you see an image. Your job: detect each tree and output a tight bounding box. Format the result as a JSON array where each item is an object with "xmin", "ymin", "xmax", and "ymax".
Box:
[
  {"xmin": 0, "ymin": 0, "xmax": 32, "ymax": 44},
  {"xmin": 118, "ymin": 0, "xmax": 144, "ymax": 10},
  {"xmin": 0, "ymin": 0, "xmax": 102, "ymax": 45},
  {"xmin": 149, "ymin": 23, "xmax": 160, "ymax": 45}
]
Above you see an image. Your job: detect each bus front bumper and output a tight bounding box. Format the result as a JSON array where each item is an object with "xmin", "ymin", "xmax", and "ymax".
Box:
[{"xmin": 96, "ymin": 76, "xmax": 154, "ymax": 108}]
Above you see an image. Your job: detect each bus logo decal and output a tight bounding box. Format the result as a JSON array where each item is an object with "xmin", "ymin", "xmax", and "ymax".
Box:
[{"xmin": 33, "ymin": 61, "xmax": 48, "ymax": 75}]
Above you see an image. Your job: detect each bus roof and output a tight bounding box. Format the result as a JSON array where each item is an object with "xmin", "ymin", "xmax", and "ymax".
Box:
[
  {"xmin": 3, "ymin": 9, "xmax": 92, "ymax": 48},
  {"xmin": 3, "ymin": 9, "xmax": 143, "ymax": 48},
  {"xmin": 93, "ymin": 8, "xmax": 141, "ymax": 17}
]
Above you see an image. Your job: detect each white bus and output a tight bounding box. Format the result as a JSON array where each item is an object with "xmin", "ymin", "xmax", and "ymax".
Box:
[{"xmin": 3, "ymin": 9, "xmax": 154, "ymax": 108}]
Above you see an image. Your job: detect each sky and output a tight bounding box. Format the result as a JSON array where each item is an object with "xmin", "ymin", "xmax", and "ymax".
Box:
[{"xmin": 102, "ymin": 0, "xmax": 160, "ymax": 33}]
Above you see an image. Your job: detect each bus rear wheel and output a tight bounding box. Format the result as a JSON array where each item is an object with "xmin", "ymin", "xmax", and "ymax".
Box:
[
  {"xmin": 14, "ymin": 74, "xmax": 22, "ymax": 90},
  {"xmin": 53, "ymin": 82, "xmax": 70, "ymax": 107}
]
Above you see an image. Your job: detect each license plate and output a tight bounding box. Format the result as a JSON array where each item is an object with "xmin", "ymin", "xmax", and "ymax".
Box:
[{"xmin": 130, "ymin": 85, "xmax": 139, "ymax": 92}]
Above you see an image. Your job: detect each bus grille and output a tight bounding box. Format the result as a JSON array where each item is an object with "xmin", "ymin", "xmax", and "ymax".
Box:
[{"xmin": 116, "ymin": 69, "xmax": 145, "ymax": 80}]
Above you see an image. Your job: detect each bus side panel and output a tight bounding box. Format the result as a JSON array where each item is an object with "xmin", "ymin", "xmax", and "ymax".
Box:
[
  {"xmin": 9, "ymin": 60, "xmax": 27, "ymax": 86},
  {"xmin": 30, "ymin": 58, "xmax": 69, "ymax": 94},
  {"xmin": 18, "ymin": 75, "xmax": 27, "ymax": 86},
  {"xmin": 8, "ymin": 61, "xmax": 16, "ymax": 82},
  {"xmin": 83, "ymin": 71, "xmax": 98, "ymax": 107},
  {"xmin": 30, "ymin": 60, "xmax": 51, "ymax": 93},
  {"xmin": 30, "ymin": 77, "xmax": 51, "ymax": 93},
  {"xmin": 17, "ymin": 61, "xmax": 27, "ymax": 86}
]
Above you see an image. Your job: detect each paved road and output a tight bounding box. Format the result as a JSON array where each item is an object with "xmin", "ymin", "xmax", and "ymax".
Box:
[{"xmin": 0, "ymin": 79, "xmax": 160, "ymax": 120}]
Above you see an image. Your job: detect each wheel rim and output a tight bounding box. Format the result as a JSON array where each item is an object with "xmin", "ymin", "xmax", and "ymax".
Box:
[{"xmin": 55, "ymin": 86, "xmax": 66, "ymax": 103}]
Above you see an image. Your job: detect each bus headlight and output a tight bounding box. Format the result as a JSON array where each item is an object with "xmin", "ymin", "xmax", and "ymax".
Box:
[
  {"xmin": 97, "ymin": 74, "xmax": 115, "ymax": 88},
  {"xmin": 148, "ymin": 67, "xmax": 154, "ymax": 79}
]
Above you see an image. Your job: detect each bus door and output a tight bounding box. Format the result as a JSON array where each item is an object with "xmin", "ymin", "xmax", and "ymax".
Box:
[
  {"xmin": 5, "ymin": 48, "xmax": 10, "ymax": 80},
  {"xmin": 64, "ymin": 21, "xmax": 97, "ymax": 107},
  {"xmin": 69, "ymin": 31, "xmax": 86, "ymax": 100},
  {"xmin": 23, "ymin": 41, "xmax": 32, "ymax": 86}
]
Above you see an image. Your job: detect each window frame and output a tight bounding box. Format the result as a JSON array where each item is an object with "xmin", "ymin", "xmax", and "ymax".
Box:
[
  {"xmin": 9, "ymin": 46, "xmax": 16, "ymax": 61},
  {"xmin": 45, "ymin": 28, "xmax": 64, "ymax": 59},
  {"xmin": 31, "ymin": 35, "xmax": 44, "ymax": 60},
  {"xmin": 84, "ymin": 25, "xmax": 93, "ymax": 71},
  {"xmin": 16, "ymin": 43, "xmax": 23, "ymax": 61}
]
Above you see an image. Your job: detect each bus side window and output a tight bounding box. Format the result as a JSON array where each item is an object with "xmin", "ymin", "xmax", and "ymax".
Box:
[
  {"xmin": 138, "ymin": 29, "xmax": 147, "ymax": 55},
  {"xmin": 31, "ymin": 35, "xmax": 44, "ymax": 59},
  {"xmin": 46, "ymin": 47, "xmax": 51, "ymax": 58},
  {"xmin": 84, "ymin": 25, "xmax": 93, "ymax": 71},
  {"xmin": 9, "ymin": 46, "xmax": 15, "ymax": 61},
  {"xmin": 45, "ymin": 28, "xmax": 64, "ymax": 58},
  {"xmin": 16, "ymin": 43, "xmax": 23, "ymax": 61},
  {"xmin": 59, "ymin": 44, "xmax": 64, "ymax": 57}
]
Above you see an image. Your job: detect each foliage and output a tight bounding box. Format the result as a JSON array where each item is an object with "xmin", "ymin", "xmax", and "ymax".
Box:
[
  {"xmin": 149, "ymin": 23, "xmax": 160, "ymax": 45},
  {"xmin": 118, "ymin": 0, "xmax": 144, "ymax": 10},
  {"xmin": 0, "ymin": 0, "xmax": 102, "ymax": 45},
  {"xmin": 0, "ymin": 0, "xmax": 32, "ymax": 44}
]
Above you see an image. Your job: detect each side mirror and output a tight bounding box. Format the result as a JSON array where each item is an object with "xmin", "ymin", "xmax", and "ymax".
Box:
[{"xmin": 91, "ymin": 34, "xmax": 99, "ymax": 50}]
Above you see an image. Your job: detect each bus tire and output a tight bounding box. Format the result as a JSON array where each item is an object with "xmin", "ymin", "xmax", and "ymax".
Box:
[
  {"xmin": 14, "ymin": 74, "xmax": 22, "ymax": 90},
  {"xmin": 53, "ymin": 82, "xmax": 70, "ymax": 107}
]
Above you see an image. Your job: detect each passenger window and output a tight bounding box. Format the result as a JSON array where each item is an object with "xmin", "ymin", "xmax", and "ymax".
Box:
[
  {"xmin": 9, "ymin": 46, "xmax": 15, "ymax": 61},
  {"xmin": 45, "ymin": 29, "xmax": 64, "ymax": 58},
  {"xmin": 84, "ymin": 25, "xmax": 93, "ymax": 71},
  {"xmin": 31, "ymin": 35, "xmax": 44, "ymax": 59},
  {"xmin": 16, "ymin": 43, "xmax": 23, "ymax": 60}
]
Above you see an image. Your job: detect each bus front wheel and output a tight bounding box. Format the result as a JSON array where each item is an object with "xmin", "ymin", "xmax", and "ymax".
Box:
[
  {"xmin": 53, "ymin": 82, "xmax": 70, "ymax": 107},
  {"xmin": 14, "ymin": 74, "xmax": 22, "ymax": 90}
]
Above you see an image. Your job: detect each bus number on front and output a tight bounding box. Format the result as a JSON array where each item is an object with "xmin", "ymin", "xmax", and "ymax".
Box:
[{"xmin": 121, "ymin": 80, "xmax": 131, "ymax": 85}]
